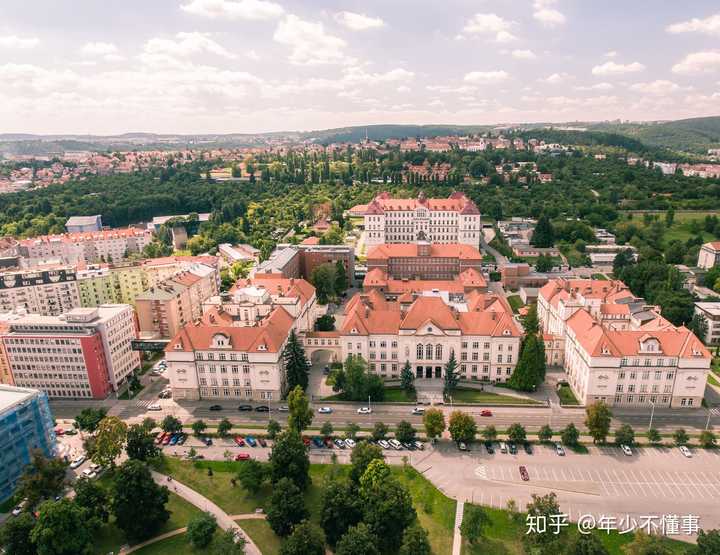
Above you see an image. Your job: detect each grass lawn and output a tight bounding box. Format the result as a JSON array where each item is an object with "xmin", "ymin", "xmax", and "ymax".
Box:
[
  {"xmin": 383, "ymin": 387, "xmax": 417, "ymax": 402},
  {"xmin": 620, "ymin": 210, "xmax": 720, "ymax": 244},
  {"xmin": 557, "ymin": 384, "xmax": 580, "ymax": 405},
  {"xmin": 237, "ymin": 519, "xmax": 282, "ymax": 555},
  {"xmin": 591, "ymin": 273, "xmax": 608, "ymax": 280},
  {"xmin": 451, "ymin": 388, "xmax": 540, "ymax": 405},
  {"xmin": 132, "ymin": 530, "xmax": 230, "ymax": 555},
  {"xmin": 506, "ymin": 295, "xmax": 524, "ymax": 313},
  {"xmin": 709, "ymin": 372, "xmax": 720, "ymax": 387}
]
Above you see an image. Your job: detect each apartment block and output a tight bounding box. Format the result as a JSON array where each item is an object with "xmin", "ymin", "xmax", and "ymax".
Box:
[
  {"xmin": 694, "ymin": 302, "xmax": 720, "ymax": 345},
  {"xmin": 0, "ymin": 266, "xmax": 81, "ymax": 316}
]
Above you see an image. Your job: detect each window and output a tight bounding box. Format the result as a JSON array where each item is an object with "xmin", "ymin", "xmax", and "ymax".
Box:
[
  {"xmin": 654, "ymin": 371, "xmax": 662, "ymax": 380},
  {"xmin": 416, "ymin": 344, "xmax": 423, "ymax": 359},
  {"xmin": 642, "ymin": 371, "xmax": 650, "ymax": 380},
  {"xmin": 616, "ymin": 384, "xmax": 623, "ymax": 392},
  {"xmin": 666, "ymin": 372, "xmax": 674, "ymax": 380},
  {"xmin": 426, "ymin": 344, "xmax": 433, "ymax": 359},
  {"xmin": 435, "ymin": 345, "xmax": 443, "ymax": 359}
]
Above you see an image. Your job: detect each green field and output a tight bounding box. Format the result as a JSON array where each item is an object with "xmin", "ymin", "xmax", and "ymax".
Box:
[
  {"xmin": 383, "ymin": 387, "xmax": 417, "ymax": 402},
  {"xmin": 237, "ymin": 519, "xmax": 282, "ymax": 555},
  {"xmin": 557, "ymin": 384, "xmax": 580, "ymax": 405},
  {"xmin": 507, "ymin": 295, "xmax": 524, "ymax": 313},
  {"xmin": 621, "ymin": 210, "xmax": 720, "ymax": 243},
  {"xmin": 450, "ymin": 388, "xmax": 540, "ymax": 405}
]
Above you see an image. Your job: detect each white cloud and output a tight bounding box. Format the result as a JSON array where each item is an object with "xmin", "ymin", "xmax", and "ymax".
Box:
[
  {"xmin": 180, "ymin": 0, "xmax": 284, "ymax": 21},
  {"xmin": 81, "ymin": 42, "xmax": 125, "ymax": 62},
  {"xmin": 533, "ymin": 0, "xmax": 566, "ymax": 27},
  {"xmin": 335, "ymin": 11, "xmax": 385, "ymax": 31},
  {"xmin": 667, "ymin": 13, "xmax": 720, "ymax": 36},
  {"xmin": 462, "ymin": 13, "xmax": 517, "ymax": 42},
  {"xmin": 511, "ymin": 49, "xmax": 536, "ymax": 60},
  {"xmin": 592, "ymin": 61, "xmax": 645, "ymax": 76},
  {"xmin": 464, "ymin": 70, "xmax": 510, "ymax": 84},
  {"xmin": 0, "ymin": 35, "xmax": 39, "ymax": 49},
  {"xmin": 274, "ymin": 15, "xmax": 348, "ymax": 65},
  {"xmin": 629, "ymin": 80, "xmax": 683, "ymax": 96},
  {"xmin": 574, "ymin": 82, "xmax": 614, "ymax": 91},
  {"xmin": 396, "ymin": 85, "xmax": 411, "ymax": 93},
  {"xmin": 672, "ymin": 51, "xmax": 720, "ymax": 74},
  {"xmin": 246, "ymin": 49, "xmax": 260, "ymax": 61},
  {"xmin": 140, "ymin": 32, "xmax": 236, "ymax": 66},
  {"xmin": 540, "ymin": 72, "xmax": 570, "ymax": 84},
  {"xmin": 605, "ymin": 51, "xmax": 617, "ymax": 58},
  {"xmin": 427, "ymin": 84, "xmax": 477, "ymax": 94}
]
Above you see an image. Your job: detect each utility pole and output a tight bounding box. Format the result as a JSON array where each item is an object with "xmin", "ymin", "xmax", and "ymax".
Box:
[
  {"xmin": 648, "ymin": 401, "xmax": 655, "ymax": 430},
  {"xmin": 705, "ymin": 409, "xmax": 712, "ymax": 431}
]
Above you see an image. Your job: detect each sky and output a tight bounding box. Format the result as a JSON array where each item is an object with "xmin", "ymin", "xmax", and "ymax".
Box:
[{"xmin": 1, "ymin": 0, "xmax": 720, "ymax": 135}]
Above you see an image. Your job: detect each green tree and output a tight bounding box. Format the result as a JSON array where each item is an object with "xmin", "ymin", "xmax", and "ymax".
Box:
[
  {"xmin": 371, "ymin": 421, "xmax": 388, "ymax": 440},
  {"xmin": 614, "ymin": 424, "xmax": 635, "ymax": 446},
  {"xmin": 191, "ymin": 420, "xmax": 207, "ymax": 437},
  {"xmin": 508, "ymin": 334, "xmax": 545, "ymax": 392},
  {"xmin": 622, "ymin": 531, "xmax": 672, "ymax": 555},
  {"xmin": 449, "ymin": 410, "xmax": 477, "ymax": 444},
  {"xmin": 31, "ymin": 499, "xmax": 94, "ymax": 555},
  {"xmin": 315, "ymin": 314, "xmax": 335, "ymax": 331},
  {"xmin": 17, "ymin": 450, "xmax": 68, "ymax": 509},
  {"xmin": 345, "ymin": 422, "xmax": 360, "ymax": 439},
  {"xmin": 699, "ymin": 430, "xmax": 717, "ymax": 448},
  {"xmin": 111, "ymin": 460, "xmax": 170, "ymax": 542},
  {"xmin": 236, "ymin": 459, "xmax": 267, "ymax": 495},
  {"xmin": 689, "ymin": 313, "xmax": 708, "ymax": 342},
  {"xmin": 399, "ymin": 524, "xmax": 431, "ymax": 555},
  {"xmin": 665, "ymin": 206, "xmax": 675, "ymax": 227},
  {"xmin": 126, "ymin": 423, "xmax": 159, "ymax": 462},
  {"xmin": 161, "ymin": 415, "xmax": 182, "ymax": 434},
  {"xmin": 535, "ymin": 254, "xmax": 554, "ymax": 272},
  {"xmin": 395, "ymin": 420, "xmax": 417, "ymax": 444},
  {"xmin": 423, "ymin": 408, "xmax": 446, "ymax": 441},
  {"xmin": 350, "ymin": 441, "xmax": 384, "ymax": 483},
  {"xmin": 693, "ymin": 530, "xmax": 720, "ymax": 555},
  {"xmin": 507, "ymin": 423, "xmax": 527, "ymax": 444},
  {"xmin": 481, "ymin": 425, "xmax": 498, "ymax": 442},
  {"xmin": 585, "ymin": 401, "xmax": 612, "ymax": 444},
  {"xmin": 268, "ymin": 431, "xmax": 310, "ymax": 490},
  {"xmin": 400, "ymin": 361, "xmax": 415, "ymax": 394},
  {"xmin": 310, "ymin": 263, "xmax": 336, "ymax": 304},
  {"xmin": 74, "ymin": 407, "xmax": 107, "ymax": 433},
  {"xmin": 522, "ymin": 303, "xmax": 540, "ymax": 335},
  {"xmin": 561, "ymin": 423, "xmax": 580, "ymax": 447},
  {"xmin": 217, "ymin": 418, "xmax": 232, "ymax": 438},
  {"xmin": 334, "ymin": 260, "xmax": 349, "ymax": 296},
  {"xmin": 141, "ymin": 417, "xmax": 157, "ymax": 431},
  {"xmin": 187, "ymin": 513, "xmax": 217, "ymax": 549},
  {"xmin": 320, "ymin": 478, "xmax": 362, "ymax": 546},
  {"xmin": 287, "ymin": 385, "xmax": 313, "ymax": 432},
  {"xmin": 209, "ymin": 530, "xmax": 246, "ymax": 555},
  {"xmin": 74, "ymin": 476, "xmax": 110, "ymax": 524},
  {"xmin": 524, "ymin": 493, "xmax": 564, "ymax": 552},
  {"xmin": 532, "ymin": 213, "xmax": 555, "ymax": 248},
  {"xmin": 280, "ymin": 520, "xmax": 325, "ymax": 555},
  {"xmin": 283, "ymin": 330, "xmax": 311, "ymax": 392},
  {"xmin": 335, "ymin": 356, "xmax": 386, "ymax": 402},
  {"xmin": 673, "ymin": 428, "xmax": 689, "ymax": 446},
  {"xmin": 321, "ymin": 421, "xmax": 334, "ymax": 437},
  {"xmin": 267, "ymin": 419, "xmax": 282, "ymax": 439},
  {"xmin": 93, "ymin": 416, "xmax": 128, "ymax": 468},
  {"xmin": 647, "ymin": 428, "xmax": 662, "ymax": 444},
  {"xmin": 566, "ymin": 533, "xmax": 610, "ymax": 555},
  {"xmin": 613, "ymin": 249, "xmax": 635, "ymax": 275},
  {"xmin": 335, "ymin": 523, "xmax": 378, "ymax": 555},
  {"xmin": 460, "ymin": 505, "xmax": 490, "ymax": 545},
  {"xmin": 443, "ymin": 351, "xmax": 460, "ymax": 396},
  {"xmin": 267, "ymin": 477, "xmax": 308, "ymax": 537},
  {"xmin": 538, "ymin": 425, "xmax": 553, "ymax": 442},
  {"xmin": 0, "ymin": 512, "xmax": 36, "ymax": 555}
]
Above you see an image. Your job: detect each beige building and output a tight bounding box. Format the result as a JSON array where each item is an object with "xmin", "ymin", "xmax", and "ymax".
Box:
[
  {"xmin": 697, "ymin": 242, "xmax": 720, "ymax": 270},
  {"xmin": 0, "ymin": 266, "xmax": 81, "ymax": 316},
  {"xmin": 693, "ymin": 302, "xmax": 720, "ymax": 345}
]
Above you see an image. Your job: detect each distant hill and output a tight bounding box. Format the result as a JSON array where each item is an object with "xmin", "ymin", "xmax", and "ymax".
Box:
[{"xmin": 300, "ymin": 124, "xmax": 495, "ymax": 145}]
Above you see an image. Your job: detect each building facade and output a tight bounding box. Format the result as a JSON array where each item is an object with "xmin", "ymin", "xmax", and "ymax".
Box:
[
  {"xmin": 255, "ymin": 243, "xmax": 355, "ymax": 283},
  {"xmin": 694, "ymin": 302, "xmax": 720, "ymax": 345},
  {"xmin": 366, "ymin": 241, "xmax": 483, "ymax": 281},
  {"xmin": 0, "ymin": 266, "xmax": 81, "ymax": 316},
  {"xmin": 65, "ymin": 215, "xmax": 102, "ymax": 233},
  {"xmin": 697, "ymin": 242, "xmax": 720, "ymax": 269},
  {"xmin": 0, "ymin": 386, "xmax": 55, "ymax": 502}
]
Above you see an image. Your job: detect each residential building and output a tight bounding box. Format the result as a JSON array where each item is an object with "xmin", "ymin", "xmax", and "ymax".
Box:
[
  {"xmin": 0, "ymin": 266, "xmax": 81, "ymax": 316},
  {"xmin": 0, "ymin": 305, "xmax": 140, "ymax": 399},
  {"xmin": 255, "ymin": 243, "xmax": 354, "ymax": 283},
  {"xmin": 694, "ymin": 302, "xmax": 720, "ymax": 345},
  {"xmin": 0, "ymin": 386, "xmax": 55, "ymax": 502},
  {"xmin": 77, "ymin": 263, "xmax": 148, "ymax": 306},
  {"xmin": 587, "ymin": 244, "xmax": 638, "ymax": 267},
  {"xmin": 354, "ymin": 191, "xmax": 481, "ymax": 247},
  {"xmin": 698, "ymin": 242, "xmax": 720, "ymax": 269},
  {"xmin": 539, "ymin": 278, "xmax": 710, "ymax": 408},
  {"xmin": 366, "ymin": 241, "xmax": 482, "ymax": 281},
  {"xmin": 339, "ymin": 289, "xmax": 521, "ymax": 382},
  {"xmin": 65, "ymin": 215, "xmax": 102, "ymax": 233},
  {"xmin": 218, "ymin": 243, "xmax": 260, "ymax": 264}
]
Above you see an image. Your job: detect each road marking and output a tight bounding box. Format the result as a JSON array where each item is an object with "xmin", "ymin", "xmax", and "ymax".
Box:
[
  {"xmin": 617, "ymin": 469, "xmax": 636, "ymax": 497},
  {"xmin": 662, "ymin": 470, "xmax": 683, "ymax": 498},
  {"xmin": 699, "ymin": 472, "xmax": 720, "ymax": 496},
  {"xmin": 681, "ymin": 472, "xmax": 706, "ymax": 498},
  {"xmin": 552, "ymin": 468, "xmax": 560, "ymax": 482},
  {"xmin": 602, "ymin": 469, "xmax": 619, "ymax": 496},
  {"xmin": 473, "ymin": 465, "xmax": 488, "ymax": 480},
  {"xmin": 675, "ymin": 471, "xmax": 698, "ymax": 498},
  {"xmin": 650, "ymin": 470, "xmax": 673, "ymax": 498}
]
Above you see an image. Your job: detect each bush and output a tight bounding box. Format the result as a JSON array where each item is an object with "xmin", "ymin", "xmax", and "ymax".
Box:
[{"xmin": 187, "ymin": 512, "xmax": 217, "ymax": 549}]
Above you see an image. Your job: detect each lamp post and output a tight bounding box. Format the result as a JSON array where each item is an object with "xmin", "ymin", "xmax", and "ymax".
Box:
[
  {"xmin": 648, "ymin": 401, "xmax": 655, "ymax": 430},
  {"xmin": 705, "ymin": 409, "xmax": 712, "ymax": 431}
]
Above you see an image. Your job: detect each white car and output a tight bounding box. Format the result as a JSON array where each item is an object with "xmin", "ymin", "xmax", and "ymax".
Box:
[
  {"xmin": 11, "ymin": 500, "xmax": 27, "ymax": 517},
  {"xmin": 344, "ymin": 439, "xmax": 356, "ymax": 448},
  {"xmin": 411, "ymin": 407, "xmax": 425, "ymax": 415},
  {"xmin": 388, "ymin": 439, "xmax": 403, "ymax": 450},
  {"xmin": 555, "ymin": 443, "xmax": 566, "ymax": 457},
  {"xmin": 81, "ymin": 468, "xmax": 97, "ymax": 479},
  {"xmin": 357, "ymin": 407, "xmax": 372, "ymax": 414},
  {"xmin": 458, "ymin": 442, "xmax": 468, "ymax": 451},
  {"xmin": 278, "ymin": 405, "xmax": 289, "ymax": 412},
  {"xmin": 318, "ymin": 407, "xmax": 333, "ymax": 414},
  {"xmin": 378, "ymin": 439, "xmax": 390, "ymax": 449},
  {"xmin": 70, "ymin": 455, "xmax": 86, "ymax": 469},
  {"xmin": 148, "ymin": 404, "xmax": 162, "ymax": 411},
  {"xmin": 679, "ymin": 445, "xmax": 692, "ymax": 458},
  {"xmin": 621, "ymin": 444, "xmax": 633, "ymax": 456}
]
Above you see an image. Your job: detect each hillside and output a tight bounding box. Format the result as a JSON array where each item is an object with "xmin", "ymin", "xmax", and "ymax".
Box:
[{"xmin": 300, "ymin": 124, "xmax": 495, "ymax": 144}]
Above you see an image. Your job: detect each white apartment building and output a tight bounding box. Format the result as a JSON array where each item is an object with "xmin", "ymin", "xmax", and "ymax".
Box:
[
  {"xmin": 694, "ymin": 302, "xmax": 720, "ymax": 345},
  {"xmin": 339, "ymin": 289, "xmax": 521, "ymax": 382},
  {"xmin": 697, "ymin": 242, "xmax": 720, "ymax": 270},
  {"xmin": 356, "ymin": 192, "xmax": 481, "ymax": 248},
  {"xmin": 0, "ymin": 267, "xmax": 81, "ymax": 316}
]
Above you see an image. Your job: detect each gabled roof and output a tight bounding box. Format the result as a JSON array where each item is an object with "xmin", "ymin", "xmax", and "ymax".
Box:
[{"xmin": 400, "ymin": 297, "xmax": 459, "ymax": 331}]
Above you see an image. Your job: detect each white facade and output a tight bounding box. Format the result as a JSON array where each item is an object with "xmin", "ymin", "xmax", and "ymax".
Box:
[
  {"xmin": 698, "ymin": 242, "xmax": 720, "ymax": 270},
  {"xmin": 0, "ymin": 267, "xmax": 81, "ymax": 316}
]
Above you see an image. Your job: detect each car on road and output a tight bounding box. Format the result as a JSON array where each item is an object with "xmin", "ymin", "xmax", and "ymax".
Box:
[
  {"xmin": 313, "ymin": 437, "xmax": 324, "ymax": 448},
  {"xmin": 176, "ymin": 433, "xmax": 187, "ymax": 445},
  {"xmin": 508, "ymin": 442, "xmax": 518, "ymax": 455},
  {"xmin": 255, "ymin": 405, "xmax": 269, "ymax": 412},
  {"xmin": 208, "ymin": 405, "xmax": 222, "ymax": 411},
  {"xmin": 345, "ymin": 439, "xmax": 357, "ymax": 449},
  {"xmin": 318, "ymin": 407, "xmax": 333, "ymax": 414},
  {"xmin": 411, "ymin": 407, "xmax": 425, "ymax": 415},
  {"xmin": 235, "ymin": 453, "xmax": 250, "ymax": 461},
  {"xmin": 148, "ymin": 404, "xmax": 162, "ymax": 411},
  {"xmin": 278, "ymin": 405, "xmax": 289, "ymax": 412},
  {"xmin": 81, "ymin": 468, "xmax": 97, "ymax": 479},
  {"xmin": 234, "ymin": 436, "xmax": 245, "ymax": 447},
  {"xmin": 378, "ymin": 439, "xmax": 390, "ymax": 449},
  {"xmin": 523, "ymin": 442, "xmax": 533, "ymax": 455},
  {"xmin": 413, "ymin": 441, "xmax": 425, "ymax": 450},
  {"xmin": 679, "ymin": 445, "xmax": 692, "ymax": 458},
  {"xmin": 480, "ymin": 410, "xmax": 493, "ymax": 417},
  {"xmin": 237, "ymin": 405, "xmax": 253, "ymax": 411},
  {"xmin": 389, "ymin": 439, "xmax": 403, "ymax": 450},
  {"xmin": 357, "ymin": 407, "xmax": 372, "ymax": 414},
  {"xmin": 621, "ymin": 444, "xmax": 633, "ymax": 456},
  {"xmin": 334, "ymin": 439, "xmax": 346, "ymax": 449},
  {"xmin": 258, "ymin": 438, "xmax": 267, "ymax": 447},
  {"xmin": 484, "ymin": 441, "xmax": 495, "ymax": 454},
  {"xmin": 70, "ymin": 455, "xmax": 86, "ymax": 469},
  {"xmin": 458, "ymin": 442, "xmax": 468, "ymax": 451},
  {"xmin": 519, "ymin": 466, "xmax": 529, "ymax": 481},
  {"xmin": 246, "ymin": 436, "xmax": 257, "ymax": 447},
  {"xmin": 499, "ymin": 442, "xmax": 508, "ymax": 454},
  {"xmin": 555, "ymin": 443, "xmax": 565, "ymax": 456}
]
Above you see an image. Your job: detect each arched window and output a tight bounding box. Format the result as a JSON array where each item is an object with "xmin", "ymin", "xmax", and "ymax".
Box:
[
  {"xmin": 416, "ymin": 344, "xmax": 423, "ymax": 359},
  {"xmin": 426, "ymin": 344, "xmax": 433, "ymax": 360},
  {"xmin": 436, "ymin": 344, "xmax": 443, "ymax": 359}
]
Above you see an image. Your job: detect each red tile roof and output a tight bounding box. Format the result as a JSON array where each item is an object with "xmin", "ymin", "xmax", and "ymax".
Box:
[{"xmin": 367, "ymin": 243, "xmax": 482, "ymax": 261}]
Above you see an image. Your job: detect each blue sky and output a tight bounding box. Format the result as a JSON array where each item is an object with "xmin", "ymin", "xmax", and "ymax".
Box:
[{"xmin": 1, "ymin": 0, "xmax": 719, "ymax": 134}]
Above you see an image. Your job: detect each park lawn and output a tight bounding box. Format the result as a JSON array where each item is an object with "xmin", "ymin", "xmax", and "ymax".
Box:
[
  {"xmin": 237, "ymin": 519, "xmax": 282, "ymax": 555},
  {"xmin": 384, "ymin": 387, "xmax": 417, "ymax": 402},
  {"xmin": 621, "ymin": 210, "xmax": 720, "ymax": 244},
  {"xmin": 506, "ymin": 295, "xmax": 524, "ymax": 313},
  {"xmin": 451, "ymin": 388, "xmax": 541, "ymax": 405},
  {"xmin": 557, "ymin": 384, "xmax": 580, "ymax": 405}
]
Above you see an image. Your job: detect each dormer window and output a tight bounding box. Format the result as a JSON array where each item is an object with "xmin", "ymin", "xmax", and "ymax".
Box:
[
  {"xmin": 258, "ymin": 344, "xmax": 267, "ymax": 351},
  {"xmin": 502, "ymin": 329, "xmax": 511, "ymax": 336},
  {"xmin": 351, "ymin": 328, "xmax": 358, "ymax": 334}
]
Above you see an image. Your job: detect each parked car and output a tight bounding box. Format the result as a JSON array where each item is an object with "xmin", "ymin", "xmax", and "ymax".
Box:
[
  {"xmin": 163, "ymin": 434, "xmax": 173, "ymax": 445},
  {"xmin": 70, "ymin": 455, "xmax": 86, "ymax": 469},
  {"xmin": 679, "ymin": 445, "xmax": 692, "ymax": 458},
  {"xmin": 237, "ymin": 405, "xmax": 253, "ymax": 412},
  {"xmin": 388, "ymin": 439, "xmax": 403, "ymax": 450},
  {"xmin": 334, "ymin": 439, "xmax": 346, "ymax": 449},
  {"xmin": 81, "ymin": 468, "xmax": 97, "ymax": 479},
  {"xmin": 345, "ymin": 439, "xmax": 357, "ymax": 449},
  {"xmin": 245, "ymin": 436, "xmax": 257, "ymax": 447},
  {"xmin": 480, "ymin": 410, "xmax": 493, "ymax": 417},
  {"xmin": 203, "ymin": 437, "xmax": 213, "ymax": 446},
  {"xmin": 208, "ymin": 405, "xmax": 222, "ymax": 411},
  {"xmin": 413, "ymin": 441, "xmax": 425, "ymax": 450},
  {"xmin": 169, "ymin": 434, "xmax": 179, "ymax": 446},
  {"xmin": 54, "ymin": 427, "xmax": 64, "ymax": 436},
  {"xmin": 499, "ymin": 442, "xmax": 508, "ymax": 454},
  {"xmin": 302, "ymin": 436, "xmax": 311, "ymax": 446},
  {"xmin": 235, "ymin": 453, "xmax": 250, "ymax": 461},
  {"xmin": 324, "ymin": 437, "xmax": 334, "ymax": 449},
  {"xmin": 234, "ymin": 436, "xmax": 245, "ymax": 447},
  {"xmin": 155, "ymin": 432, "xmax": 166, "ymax": 444},
  {"xmin": 176, "ymin": 433, "xmax": 187, "ymax": 445},
  {"xmin": 378, "ymin": 439, "xmax": 390, "ymax": 449},
  {"xmin": 508, "ymin": 442, "xmax": 518, "ymax": 455},
  {"xmin": 411, "ymin": 407, "xmax": 425, "ymax": 415},
  {"xmin": 278, "ymin": 405, "xmax": 289, "ymax": 412},
  {"xmin": 148, "ymin": 404, "xmax": 162, "ymax": 411},
  {"xmin": 258, "ymin": 438, "xmax": 267, "ymax": 447},
  {"xmin": 519, "ymin": 466, "xmax": 529, "ymax": 481},
  {"xmin": 323, "ymin": 365, "xmax": 330, "ymax": 375},
  {"xmin": 357, "ymin": 407, "xmax": 372, "ymax": 414},
  {"xmin": 401, "ymin": 442, "xmax": 415, "ymax": 450},
  {"xmin": 458, "ymin": 442, "xmax": 468, "ymax": 451},
  {"xmin": 312, "ymin": 437, "xmax": 324, "ymax": 448},
  {"xmin": 64, "ymin": 429, "xmax": 78, "ymax": 436},
  {"xmin": 555, "ymin": 443, "xmax": 565, "ymax": 456},
  {"xmin": 484, "ymin": 441, "xmax": 495, "ymax": 454},
  {"xmin": 11, "ymin": 500, "xmax": 27, "ymax": 517},
  {"xmin": 620, "ymin": 444, "xmax": 633, "ymax": 456},
  {"xmin": 255, "ymin": 405, "xmax": 270, "ymax": 412},
  {"xmin": 523, "ymin": 442, "xmax": 533, "ymax": 455},
  {"xmin": 318, "ymin": 407, "xmax": 333, "ymax": 414}
]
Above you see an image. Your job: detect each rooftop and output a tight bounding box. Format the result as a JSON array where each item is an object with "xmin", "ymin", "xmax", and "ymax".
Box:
[{"xmin": 0, "ymin": 385, "xmax": 40, "ymax": 414}]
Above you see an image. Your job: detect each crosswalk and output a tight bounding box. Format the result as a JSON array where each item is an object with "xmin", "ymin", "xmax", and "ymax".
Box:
[
  {"xmin": 710, "ymin": 408, "xmax": 720, "ymax": 416},
  {"xmin": 474, "ymin": 465, "xmax": 488, "ymax": 480}
]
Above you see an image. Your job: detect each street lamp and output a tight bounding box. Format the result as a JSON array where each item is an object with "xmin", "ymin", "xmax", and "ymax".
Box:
[
  {"xmin": 648, "ymin": 401, "xmax": 655, "ymax": 430},
  {"xmin": 705, "ymin": 409, "xmax": 712, "ymax": 431}
]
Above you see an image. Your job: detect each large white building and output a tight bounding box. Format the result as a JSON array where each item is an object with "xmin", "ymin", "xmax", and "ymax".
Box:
[
  {"xmin": 0, "ymin": 266, "xmax": 81, "ymax": 316},
  {"xmin": 693, "ymin": 302, "xmax": 720, "ymax": 346},
  {"xmin": 539, "ymin": 278, "xmax": 710, "ymax": 408},
  {"xmin": 697, "ymin": 242, "xmax": 720, "ymax": 269},
  {"xmin": 353, "ymin": 192, "xmax": 482, "ymax": 248}
]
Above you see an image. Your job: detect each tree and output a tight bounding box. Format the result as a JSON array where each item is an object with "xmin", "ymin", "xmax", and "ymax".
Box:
[
  {"xmin": 508, "ymin": 334, "xmax": 545, "ymax": 392},
  {"xmin": 283, "ymin": 330, "xmax": 311, "ymax": 392},
  {"xmin": 335, "ymin": 523, "xmax": 378, "ymax": 555},
  {"xmin": 315, "ymin": 314, "xmax": 335, "ymax": 331},
  {"xmin": 614, "ymin": 424, "xmax": 635, "ymax": 446},
  {"xmin": 111, "ymin": 460, "xmax": 170, "ymax": 542},
  {"xmin": 268, "ymin": 431, "xmax": 310, "ymax": 490},
  {"xmin": 31, "ymin": 499, "xmax": 95, "ymax": 555},
  {"xmin": 449, "ymin": 411, "xmax": 477, "ymax": 444},
  {"xmin": 585, "ymin": 401, "xmax": 612, "ymax": 444},
  {"xmin": 395, "ymin": 420, "xmax": 417, "ymax": 444},
  {"xmin": 400, "ymin": 361, "xmax": 415, "ymax": 394},
  {"xmin": 320, "ymin": 421, "xmax": 334, "ymax": 437},
  {"xmin": 561, "ymin": 423, "xmax": 580, "ymax": 447},
  {"xmin": 371, "ymin": 421, "xmax": 388, "ymax": 440},
  {"xmin": 694, "ymin": 530, "xmax": 720, "ymax": 555},
  {"xmin": 310, "ymin": 263, "xmax": 336, "ymax": 304},
  {"xmin": 192, "ymin": 420, "xmax": 207, "ymax": 437},
  {"xmin": 423, "ymin": 408, "xmax": 446, "ymax": 441},
  {"xmin": 141, "ymin": 417, "xmax": 157, "ymax": 431},
  {"xmin": 280, "ymin": 520, "xmax": 325, "ymax": 555},
  {"xmin": 187, "ymin": 512, "xmax": 217, "ymax": 549},
  {"xmin": 699, "ymin": 430, "xmax": 717, "ymax": 448},
  {"xmin": 320, "ymin": 478, "xmax": 362, "ymax": 546},
  {"xmin": 622, "ymin": 531, "xmax": 672, "ymax": 555},
  {"xmin": 522, "ymin": 303, "xmax": 540, "ymax": 335},
  {"xmin": 507, "ymin": 423, "xmax": 527, "ymax": 444},
  {"xmin": 216, "ymin": 418, "xmax": 232, "ymax": 438},
  {"xmin": 532, "ymin": 213, "xmax": 555, "ymax": 248},
  {"xmin": 535, "ymin": 254, "xmax": 554, "ymax": 272},
  {"xmin": 524, "ymin": 493, "xmax": 564, "ymax": 551},
  {"xmin": 399, "ymin": 524, "xmax": 431, "ymax": 555},
  {"xmin": 481, "ymin": 425, "xmax": 497, "ymax": 442},
  {"xmin": 267, "ymin": 477, "xmax": 308, "ymax": 536},
  {"xmin": 345, "ymin": 422, "xmax": 360, "ymax": 439},
  {"xmin": 236, "ymin": 459, "xmax": 267, "ymax": 495},
  {"xmin": 350, "ymin": 441, "xmax": 384, "ymax": 483},
  {"xmin": 673, "ymin": 428, "xmax": 689, "ymax": 446},
  {"xmin": 287, "ymin": 385, "xmax": 313, "ymax": 432},
  {"xmin": 665, "ymin": 206, "xmax": 675, "ymax": 227},
  {"xmin": 126, "ymin": 423, "xmax": 159, "ymax": 462},
  {"xmin": 74, "ymin": 407, "xmax": 107, "ymax": 433},
  {"xmin": 335, "ymin": 355, "xmax": 386, "ymax": 402},
  {"xmin": 647, "ymin": 428, "xmax": 662, "ymax": 444},
  {"xmin": 209, "ymin": 530, "xmax": 246, "ymax": 555},
  {"xmin": 267, "ymin": 419, "xmax": 281, "ymax": 439},
  {"xmin": 538, "ymin": 424, "xmax": 553, "ymax": 442},
  {"xmin": 0, "ymin": 512, "xmax": 36, "ymax": 555},
  {"xmin": 689, "ymin": 313, "xmax": 708, "ymax": 342},
  {"xmin": 334, "ymin": 260, "xmax": 349, "ymax": 296},
  {"xmin": 17, "ymin": 450, "xmax": 68, "ymax": 509},
  {"xmin": 566, "ymin": 533, "xmax": 610, "ymax": 555},
  {"xmin": 161, "ymin": 415, "xmax": 182, "ymax": 434},
  {"xmin": 443, "ymin": 352, "xmax": 460, "ymax": 396},
  {"xmin": 74, "ymin": 476, "xmax": 110, "ymax": 524},
  {"xmin": 93, "ymin": 416, "xmax": 128, "ymax": 468},
  {"xmin": 460, "ymin": 505, "xmax": 490, "ymax": 545}
]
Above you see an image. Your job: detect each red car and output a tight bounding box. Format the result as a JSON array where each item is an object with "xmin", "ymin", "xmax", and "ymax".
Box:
[
  {"xmin": 162, "ymin": 434, "xmax": 172, "ymax": 445},
  {"xmin": 235, "ymin": 453, "xmax": 250, "ymax": 461},
  {"xmin": 519, "ymin": 466, "xmax": 529, "ymax": 481},
  {"xmin": 480, "ymin": 410, "xmax": 493, "ymax": 417},
  {"xmin": 155, "ymin": 432, "xmax": 166, "ymax": 444},
  {"xmin": 302, "ymin": 436, "xmax": 311, "ymax": 446},
  {"xmin": 234, "ymin": 436, "xmax": 245, "ymax": 447}
]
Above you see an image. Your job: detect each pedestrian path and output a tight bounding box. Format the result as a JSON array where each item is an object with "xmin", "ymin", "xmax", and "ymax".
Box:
[{"xmin": 452, "ymin": 500, "xmax": 465, "ymax": 555}]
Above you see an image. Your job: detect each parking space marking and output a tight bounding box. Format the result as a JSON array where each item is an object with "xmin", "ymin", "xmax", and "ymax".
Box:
[
  {"xmin": 603, "ymin": 469, "xmax": 619, "ymax": 496},
  {"xmin": 699, "ymin": 472, "xmax": 720, "ymax": 496},
  {"xmin": 626, "ymin": 470, "xmax": 646, "ymax": 497},
  {"xmin": 618, "ymin": 469, "xmax": 637, "ymax": 497},
  {"xmin": 662, "ymin": 470, "xmax": 683, "ymax": 498},
  {"xmin": 675, "ymin": 471, "xmax": 699, "ymax": 498},
  {"xmin": 552, "ymin": 468, "xmax": 560, "ymax": 482},
  {"xmin": 682, "ymin": 472, "xmax": 707, "ymax": 499},
  {"xmin": 649, "ymin": 470, "xmax": 673, "ymax": 498}
]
